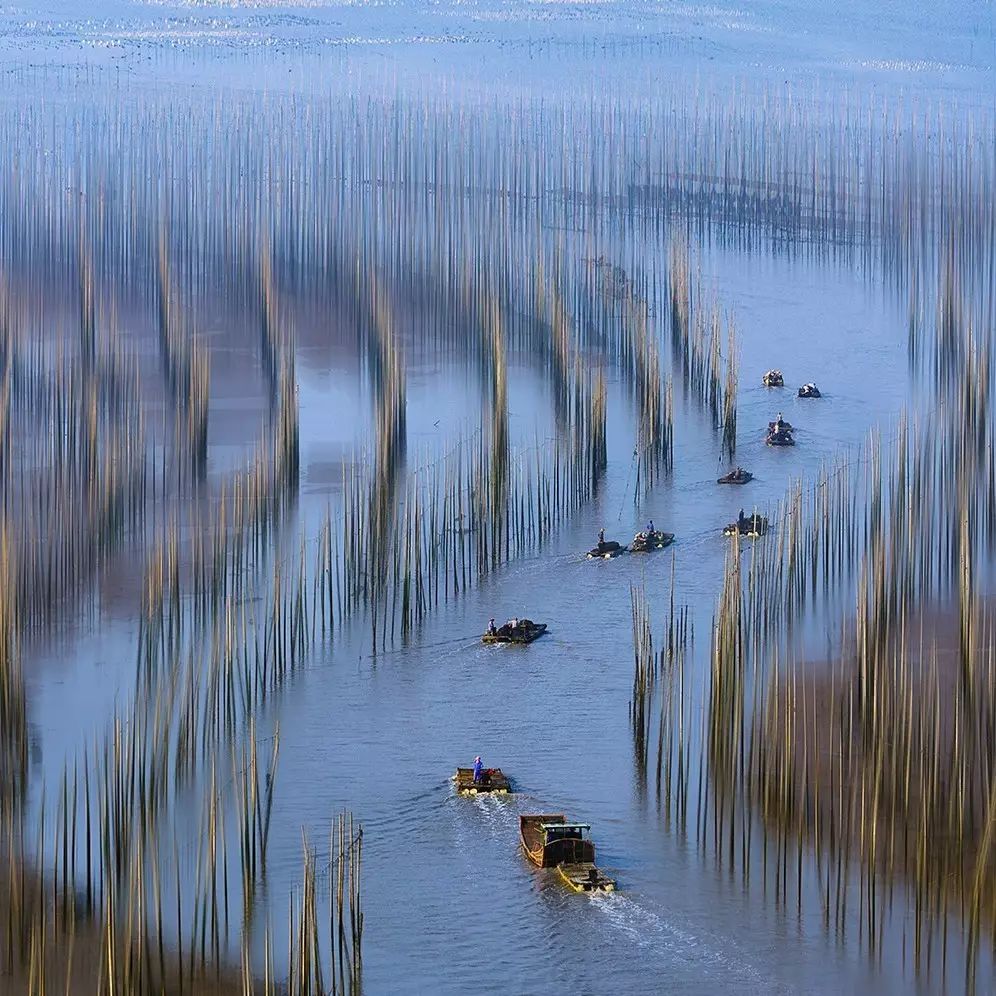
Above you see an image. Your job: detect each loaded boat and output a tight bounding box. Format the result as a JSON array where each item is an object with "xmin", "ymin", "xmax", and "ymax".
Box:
[
  {"xmin": 454, "ymin": 767, "xmax": 511, "ymax": 795},
  {"xmin": 587, "ymin": 539, "xmax": 625, "ymax": 559},
  {"xmin": 723, "ymin": 511, "xmax": 769, "ymax": 538},
  {"xmin": 766, "ymin": 426, "xmax": 795, "ymax": 446},
  {"xmin": 762, "ymin": 369, "xmax": 784, "ymax": 387},
  {"xmin": 798, "ymin": 382, "xmax": 822, "ymax": 398},
  {"xmin": 482, "ymin": 618, "xmax": 547, "ymax": 644},
  {"xmin": 717, "ymin": 467, "xmax": 753, "ymax": 485},
  {"xmin": 519, "ymin": 815, "xmax": 615, "ymax": 893},
  {"xmin": 630, "ymin": 529, "xmax": 674, "ymax": 553},
  {"xmin": 766, "ymin": 417, "xmax": 795, "ymax": 446}
]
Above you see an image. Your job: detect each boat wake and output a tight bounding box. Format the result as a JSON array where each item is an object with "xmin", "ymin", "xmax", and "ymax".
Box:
[
  {"xmin": 469, "ymin": 793, "xmax": 518, "ymax": 834},
  {"xmin": 589, "ymin": 893, "xmax": 766, "ymax": 986}
]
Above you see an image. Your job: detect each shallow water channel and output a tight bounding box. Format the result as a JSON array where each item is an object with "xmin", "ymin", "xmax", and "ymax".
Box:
[{"xmin": 4, "ymin": 1, "xmax": 995, "ymax": 993}]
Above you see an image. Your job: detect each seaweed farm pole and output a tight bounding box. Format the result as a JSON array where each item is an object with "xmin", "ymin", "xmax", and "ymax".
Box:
[{"xmin": 722, "ymin": 321, "xmax": 738, "ymax": 457}]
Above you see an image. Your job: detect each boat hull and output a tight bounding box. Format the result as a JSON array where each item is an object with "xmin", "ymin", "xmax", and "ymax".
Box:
[
  {"xmin": 520, "ymin": 815, "xmax": 595, "ymax": 868},
  {"xmin": 454, "ymin": 768, "xmax": 511, "ymax": 795},
  {"xmin": 586, "ymin": 541, "xmax": 625, "ymax": 559},
  {"xmin": 520, "ymin": 814, "xmax": 567, "ymax": 867},
  {"xmin": 557, "ymin": 863, "xmax": 616, "ymax": 893},
  {"xmin": 724, "ymin": 516, "xmax": 768, "ymax": 539},
  {"xmin": 482, "ymin": 623, "xmax": 547, "ymax": 645},
  {"xmin": 630, "ymin": 531, "xmax": 674, "ymax": 553}
]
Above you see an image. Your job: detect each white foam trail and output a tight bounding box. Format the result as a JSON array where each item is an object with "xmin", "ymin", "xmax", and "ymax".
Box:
[
  {"xmin": 590, "ymin": 893, "xmax": 766, "ymax": 985},
  {"xmin": 471, "ymin": 793, "xmax": 517, "ymax": 836}
]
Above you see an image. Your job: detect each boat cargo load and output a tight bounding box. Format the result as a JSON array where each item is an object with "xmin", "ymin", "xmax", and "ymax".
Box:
[
  {"xmin": 482, "ymin": 618, "xmax": 548, "ymax": 644},
  {"xmin": 454, "ymin": 767, "xmax": 511, "ymax": 795}
]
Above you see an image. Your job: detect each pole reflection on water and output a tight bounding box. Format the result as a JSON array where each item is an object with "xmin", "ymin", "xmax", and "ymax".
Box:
[{"xmin": 0, "ymin": 1, "xmax": 994, "ymax": 992}]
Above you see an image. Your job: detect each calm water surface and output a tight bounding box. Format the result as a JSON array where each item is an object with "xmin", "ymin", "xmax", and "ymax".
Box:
[{"xmin": 7, "ymin": 1, "xmax": 995, "ymax": 993}]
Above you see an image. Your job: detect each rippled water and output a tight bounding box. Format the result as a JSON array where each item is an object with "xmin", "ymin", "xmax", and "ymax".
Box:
[
  {"xmin": 6, "ymin": 0, "xmax": 995, "ymax": 993},
  {"xmin": 3, "ymin": 0, "xmax": 993, "ymax": 106}
]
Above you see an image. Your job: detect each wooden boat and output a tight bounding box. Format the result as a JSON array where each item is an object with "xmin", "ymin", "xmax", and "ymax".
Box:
[
  {"xmin": 453, "ymin": 767, "xmax": 511, "ymax": 795},
  {"xmin": 520, "ymin": 815, "xmax": 592, "ymax": 867},
  {"xmin": 630, "ymin": 529, "xmax": 674, "ymax": 553},
  {"xmin": 482, "ymin": 619, "xmax": 547, "ymax": 644},
  {"xmin": 587, "ymin": 540, "xmax": 625, "ymax": 559},
  {"xmin": 723, "ymin": 513, "xmax": 769, "ymax": 538},
  {"xmin": 717, "ymin": 468, "xmax": 753, "ymax": 485},
  {"xmin": 798, "ymin": 382, "xmax": 822, "ymax": 398},
  {"xmin": 762, "ymin": 369, "xmax": 784, "ymax": 387},
  {"xmin": 557, "ymin": 863, "xmax": 616, "ymax": 893},
  {"xmin": 766, "ymin": 427, "xmax": 795, "ymax": 446},
  {"xmin": 519, "ymin": 815, "xmax": 615, "ymax": 892}
]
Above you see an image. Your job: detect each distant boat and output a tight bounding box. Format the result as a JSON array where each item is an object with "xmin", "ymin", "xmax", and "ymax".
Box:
[
  {"xmin": 717, "ymin": 468, "xmax": 753, "ymax": 485},
  {"xmin": 482, "ymin": 619, "xmax": 547, "ymax": 644},
  {"xmin": 587, "ymin": 539, "xmax": 626, "ymax": 559},
  {"xmin": 453, "ymin": 767, "xmax": 511, "ymax": 795},
  {"xmin": 723, "ymin": 513, "xmax": 769, "ymax": 538},
  {"xmin": 762, "ymin": 369, "xmax": 784, "ymax": 387},
  {"xmin": 629, "ymin": 529, "xmax": 674, "ymax": 553},
  {"xmin": 798, "ymin": 382, "xmax": 822, "ymax": 398},
  {"xmin": 519, "ymin": 815, "xmax": 615, "ymax": 893}
]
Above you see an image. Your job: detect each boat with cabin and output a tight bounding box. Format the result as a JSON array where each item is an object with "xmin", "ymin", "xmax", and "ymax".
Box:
[{"xmin": 519, "ymin": 814, "xmax": 615, "ymax": 892}]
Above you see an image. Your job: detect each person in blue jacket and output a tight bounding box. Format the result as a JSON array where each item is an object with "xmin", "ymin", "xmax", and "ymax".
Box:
[{"xmin": 473, "ymin": 756, "xmax": 484, "ymax": 783}]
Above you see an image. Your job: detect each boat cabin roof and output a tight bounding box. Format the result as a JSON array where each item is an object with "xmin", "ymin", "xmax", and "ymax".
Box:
[{"xmin": 541, "ymin": 822, "xmax": 590, "ymax": 833}]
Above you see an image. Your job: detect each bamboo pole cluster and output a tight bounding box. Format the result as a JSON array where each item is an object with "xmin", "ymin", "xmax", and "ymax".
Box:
[
  {"xmin": 697, "ymin": 338, "xmax": 996, "ymax": 982},
  {"xmin": 629, "ymin": 565, "xmax": 692, "ymax": 832},
  {"xmin": 667, "ymin": 238, "xmax": 735, "ymax": 434}
]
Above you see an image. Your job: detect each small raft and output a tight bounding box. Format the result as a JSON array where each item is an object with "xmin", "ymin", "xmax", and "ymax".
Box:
[
  {"xmin": 454, "ymin": 767, "xmax": 511, "ymax": 795},
  {"xmin": 482, "ymin": 619, "xmax": 547, "ymax": 644},
  {"xmin": 717, "ymin": 468, "xmax": 753, "ymax": 485},
  {"xmin": 587, "ymin": 540, "xmax": 625, "ymax": 560},
  {"xmin": 762, "ymin": 369, "xmax": 784, "ymax": 387},
  {"xmin": 630, "ymin": 529, "xmax": 674, "ymax": 553},
  {"xmin": 798, "ymin": 382, "xmax": 822, "ymax": 398}
]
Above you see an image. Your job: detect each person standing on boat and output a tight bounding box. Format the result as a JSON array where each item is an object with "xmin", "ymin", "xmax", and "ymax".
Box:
[
  {"xmin": 598, "ymin": 528, "xmax": 605, "ymax": 545},
  {"xmin": 647, "ymin": 519, "xmax": 654, "ymax": 534},
  {"xmin": 473, "ymin": 756, "xmax": 484, "ymax": 783},
  {"xmin": 487, "ymin": 618, "xmax": 497, "ymax": 636}
]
